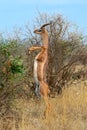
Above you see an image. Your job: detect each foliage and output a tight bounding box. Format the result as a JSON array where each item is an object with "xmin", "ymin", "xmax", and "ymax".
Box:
[
  {"xmin": 0, "ymin": 13, "xmax": 87, "ymax": 112},
  {"xmin": 11, "ymin": 57, "xmax": 24, "ymax": 74},
  {"xmin": 0, "ymin": 39, "xmax": 26, "ymax": 112},
  {"xmin": 0, "ymin": 39, "xmax": 25, "ymax": 75},
  {"xmin": 27, "ymin": 13, "xmax": 87, "ymax": 93}
]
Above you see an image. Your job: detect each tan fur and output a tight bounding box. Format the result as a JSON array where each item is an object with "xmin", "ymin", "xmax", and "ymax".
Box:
[
  {"xmin": 29, "ymin": 46, "xmax": 48, "ymax": 82},
  {"xmin": 29, "ymin": 23, "xmax": 51, "ymax": 118},
  {"xmin": 29, "ymin": 46, "xmax": 51, "ymax": 118}
]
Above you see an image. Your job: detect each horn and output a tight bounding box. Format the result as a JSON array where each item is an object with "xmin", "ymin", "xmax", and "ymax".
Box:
[{"xmin": 40, "ymin": 22, "xmax": 52, "ymax": 29}]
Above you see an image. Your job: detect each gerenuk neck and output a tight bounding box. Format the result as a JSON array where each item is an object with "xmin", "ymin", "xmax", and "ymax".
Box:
[{"xmin": 41, "ymin": 33, "xmax": 49, "ymax": 48}]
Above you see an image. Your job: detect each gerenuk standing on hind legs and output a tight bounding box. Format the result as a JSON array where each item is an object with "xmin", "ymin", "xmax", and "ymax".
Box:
[{"xmin": 28, "ymin": 23, "xmax": 51, "ymax": 118}]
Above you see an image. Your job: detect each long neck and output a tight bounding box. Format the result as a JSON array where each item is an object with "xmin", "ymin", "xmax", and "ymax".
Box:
[{"xmin": 41, "ymin": 33, "xmax": 49, "ymax": 48}]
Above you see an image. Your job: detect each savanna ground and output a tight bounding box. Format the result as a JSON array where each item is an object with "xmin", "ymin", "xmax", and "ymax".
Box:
[{"xmin": 0, "ymin": 80, "xmax": 87, "ymax": 130}]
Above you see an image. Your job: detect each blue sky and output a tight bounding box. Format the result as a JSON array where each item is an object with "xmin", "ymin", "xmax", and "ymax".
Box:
[{"xmin": 0, "ymin": 0, "xmax": 87, "ymax": 35}]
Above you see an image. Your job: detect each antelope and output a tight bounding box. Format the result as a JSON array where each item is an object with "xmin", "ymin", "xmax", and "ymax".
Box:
[
  {"xmin": 32, "ymin": 23, "xmax": 51, "ymax": 96},
  {"xmin": 34, "ymin": 23, "xmax": 51, "ymax": 81},
  {"xmin": 28, "ymin": 23, "xmax": 51, "ymax": 118},
  {"xmin": 29, "ymin": 46, "xmax": 51, "ymax": 117}
]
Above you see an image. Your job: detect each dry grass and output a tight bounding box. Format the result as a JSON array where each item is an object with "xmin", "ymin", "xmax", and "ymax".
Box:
[{"xmin": 0, "ymin": 80, "xmax": 87, "ymax": 130}]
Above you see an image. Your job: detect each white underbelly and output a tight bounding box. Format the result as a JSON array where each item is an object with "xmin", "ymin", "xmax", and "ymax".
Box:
[{"xmin": 34, "ymin": 59, "xmax": 38, "ymax": 83}]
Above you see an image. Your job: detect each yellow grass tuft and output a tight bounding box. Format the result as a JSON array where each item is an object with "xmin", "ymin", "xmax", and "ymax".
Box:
[{"xmin": 0, "ymin": 80, "xmax": 87, "ymax": 130}]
